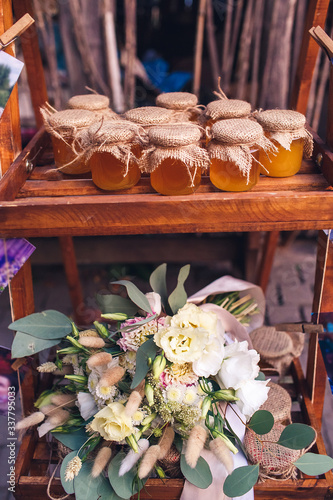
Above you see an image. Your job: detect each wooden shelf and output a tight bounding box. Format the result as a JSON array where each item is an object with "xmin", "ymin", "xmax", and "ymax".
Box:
[{"xmin": 0, "ymin": 129, "xmax": 333, "ymax": 238}]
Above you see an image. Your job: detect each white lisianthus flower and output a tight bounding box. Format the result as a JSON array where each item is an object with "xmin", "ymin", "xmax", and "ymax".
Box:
[
  {"xmin": 192, "ymin": 334, "xmax": 224, "ymax": 377},
  {"xmin": 235, "ymin": 379, "xmax": 270, "ymax": 420},
  {"xmin": 145, "ymin": 292, "xmax": 162, "ymax": 315},
  {"xmin": 216, "ymin": 341, "xmax": 260, "ymax": 390},
  {"xmin": 155, "ymin": 325, "xmax": 208, "ymax": 364},
  {"xmin": 77, "ymin": 392, "xmax": 98, "ymax": 420},
  {"xmin": 170, "ymin": 303, "xmax": 218, "ymax": 334}
]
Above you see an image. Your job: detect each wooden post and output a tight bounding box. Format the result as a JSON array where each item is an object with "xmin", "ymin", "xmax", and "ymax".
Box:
[
  {"xmin": 0, "ymin": 0, "xmax": 21, "ymax": 175},
  {"xmin": 193, "ymin": 0, "xmax": 206, "ymax": 97},
  {"xmin": 205, "ymin": 0, "xmax": 219, "ymax": 88},
  {"xmin": 255, "ymin": 231, "xmax": 280, "ymax": 293},
  {"xmin": 124, "ymin": 0, "xmax": 137, "ymax": 110}
]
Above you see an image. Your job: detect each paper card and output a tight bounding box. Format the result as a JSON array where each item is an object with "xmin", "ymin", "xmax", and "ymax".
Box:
[
  {"xmin": 0, "ymin": 50, "xmax": 24, "ymax": 119},
  {"xmin": 0, "ymin": 238, "xmax": 35, "ymax": 293}
]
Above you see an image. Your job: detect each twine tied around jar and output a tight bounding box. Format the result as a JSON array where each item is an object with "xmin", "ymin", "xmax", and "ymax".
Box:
[
  {"xmin": 244, "ymin": 422, "xmax": 317, "ymax": 482},
  {"xmin": 156, "ymin": 91, "xmax": 206, "ymax": 122},
  {"xmin": 206, "ymin": 77, "xmax": 252, "ymax": 121},
  {"xmin": 208, "ymin": 118, "xmax": 277, "ymax": 183},
  {"xmin": 139, "ymin": 123, "xmax": 210, "ymax": 187},
  {"xmin": 254, "ymin": 109, "xmax": 313, "ymax": 158}
]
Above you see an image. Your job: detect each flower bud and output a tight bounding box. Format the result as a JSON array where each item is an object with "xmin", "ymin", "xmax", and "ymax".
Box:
[
  {"xmin": 152, "ymin": 355, "xmax": 166, "ymax": 379},
  {"xmin": 57, "ymin": 346, "xmax": 81, "ymax": 355},
  {"xmin": 93, "ymin": 321, "xmax": 111, "ymax": 339},
  {"xmin": 126, "ymin": 434, "xmax": 139, "ymax": 453},
  {"xmin": 66, "ymin": 336, "xmax": 89, "ymax": 352},
  {"xmin": 155, "ymin": 465, "xmax": 166, "ymax": 479},
  {"xmin": 100, "ymin": 313, "xmax": 128, "ymax": 321},
  {"xmin": 141, "ymin": 412, "xmax": 157, "ymax": 426},
  {"xmin": 211, "ymin": 430, "xmax": 238, "ymax": 454},
  {"xmin": 64, "ymin": 375, "xmax": 88, "ymax": 384},
  {"xmin": 144, "ymin": 384, "xmax": 154, "ymax": 405},
  {"xmin": 71, "ymin": 323, "xmax": 80, "ymax": 338},
  {"xmin": 212, "ymin": 389, "xmax": 238, "ymax": 402},
  {"xmin": 201, "ymin": 396, "xmax": 212, "ymax": 419}
]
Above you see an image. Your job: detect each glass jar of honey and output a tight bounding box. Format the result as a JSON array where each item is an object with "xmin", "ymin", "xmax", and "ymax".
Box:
[
  {"xmin": 205, "ymin": 98, "xmax": 251, "ymax": 129},
  {"xmin": 67, "ymin": 94, "xmax": 119, "ymax": 120},
  {"xmin": 254, "ymin": 109, "xmax": 313, "ymax": 177},
  {"xmin": 139, "ymin": 123, "xmax": 209, "ymax": 196},
  {"xmin": 41, "ymin": 108, "xmax": 98, "ymax": 174},
  {"xmin": 155, "ymin": 91, "xmax": 201, "ymax": 122},
  {"xmin": 208, "ymin": 118, "xmax": 273, "ymax": 192},
  {"xmin": 82, "ymin": 121, "xmax": 144, "ymax": 191}
]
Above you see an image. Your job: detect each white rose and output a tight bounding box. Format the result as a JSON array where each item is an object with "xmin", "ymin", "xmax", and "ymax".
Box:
[
  {"xmin": 235, "ymin": 379, "xmax": 270, "ymax": 420},
  {"xmin": 170, "ymin": 303, "xmax": 219, "ymax": 336},
  {"xmin": 216, "ymin": 341, "xmax": 260, "ymax": 390},
  {"xmin": 192, "ymin": 334, "xmax": 224, "ymax": 377},
  {"xmin": 90, "ymin": 402, "xmax": 134, "ymax": 441},
  {"xmin": 155, "ymin": 325, "xmax": 209, "ymax": 364}
]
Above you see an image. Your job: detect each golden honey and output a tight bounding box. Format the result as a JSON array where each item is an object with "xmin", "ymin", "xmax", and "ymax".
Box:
[
  {"xmin": 90, "ymin": 151, "xmax": 140, "ymax": 191},
  {"xmin": 259, "ymin": 138, "xmax": 304, "ymax": 177},
  {"xmin": 150, "ymin": 158, "xmax": 201, "ymax": 195},
  {"xmin": 210, "ymin": 149, "xmax": 260, "ymax": 192},
  {"xmin": 51, "ymin": 136, "xmax": 89, "ymax": 174}
]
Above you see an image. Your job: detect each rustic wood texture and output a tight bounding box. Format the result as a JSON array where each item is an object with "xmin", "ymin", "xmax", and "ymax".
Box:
[
  {"xmin": 313, "ymin": 230, "xmax": 333, "ymax": 314},
  {"xmin": 193, "ymin": 0, "xmax": 206, "ymax": 97},
  {"xmin": 0, "ymin": 12, "xmax": 33, "ymax": 45},
  {"xmin": 256, "ymin": 231, "xmax": 280, "ymax": 293},
  {"xmin": 0, "ymin": 0, "xmax": 21, "ymax": 175}
]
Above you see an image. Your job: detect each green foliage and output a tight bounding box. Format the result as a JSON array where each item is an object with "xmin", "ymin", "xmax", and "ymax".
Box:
[
  {"xmin": 277, "ymin": 423, "xmax": 316, "ymax": 450},
  {"xmin": 11, "ymin": 331, "xmax": 60, "ymax": 358},
  {"xmin": 112, "ymin": 280, "xmax": 152, "ymax": 314},
  {"xmin": 168, "ymin": 264, "xmax": 190, "ymax": 314},
  {"xmin": 149, "ymin": 263, "xmax": 171, "ymax": 314},
  {"xmin": 74, "ymin": 461, "xmax": 114, "ymax": 500},
  {"xmin": 293, "ymin": 453, "xmax": 333, "ymax": 476},
  {"xmin": 96, "ymin": 293, "xmax": 138, "ymax": 316},
  {"xmin": 223, "ymin": 464, "xmax": 259, "ymax": 497},
  {"xmin": 248, "ymin": 410, "xmax": 274, "ymax": 435},
  {"xmin": 108, "ymin": 451, "xmax": 141, "ymax": 498},
  {"xmin": 53, "ymin": 429, "xmax": 89, "ymax": 451},
  {"xmin": 130, "ymin": 337, "xmax": 158, "ymax": 389},
  {"xmin": 255, "ymin": 371, "xmax": 266, "ymax": 381},
  {"xmin": 60, "ymin": 450, "xmax": 78, "ymax": 494},
  {"xmin": 180, "ymin": 454, "xmax": 213, "ymax": 489},
  {"xmin": 8, "ymin": 310, "xmax": 72, "ymax": 339}
]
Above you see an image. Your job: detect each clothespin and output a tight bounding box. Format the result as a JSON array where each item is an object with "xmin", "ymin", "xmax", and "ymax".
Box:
[
  {"xmin": 0, "ymin": 13, "xmax": 34, "ymax": 50},
  {"xmin": 309, "ymin": 25, "xmax": 333, "ymax": 63}
]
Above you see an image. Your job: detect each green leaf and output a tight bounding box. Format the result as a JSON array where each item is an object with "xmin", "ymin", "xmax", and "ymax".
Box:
[
  {"xmin": 223, "ymin": 464, "xmax": 259, "ymax": 497},
  {"xmin": 255, "ymin": 371, "xmax": 266, "ymax": 381},
  {"xmin": 60, "ymin": 450, "xmax": 78, "ymax": 494},
  {"xmin": 248, "ymin": 410, "xmax": 274, "ymax": 435},
  {"xmin": 149, "ymin": 264, "xmax": 170, "ymax": 313},
  {"xmin": 96, "ymin": 293, "xmax": 138, "ymax": 316},
  {"xmin": 53, "ymin": 429, "xmax": 89, "ymax": 451},
  {"xmin": 74, "ymin": 461, "xmax": 113, "ymax": 500},
  {"xmin": 108, "ymin": 451, "xmax": 137, "ymax": 498},
  {"xmin": 180, "ymin": 454, "xmax": 213, "ymax": 489},
  {"xmin": 174, "ymin": 433, "xmax": 184, "ymax": 454},
  {"xmin": 277, "ymin": 423, "xmax": 316, "ymax": 450},
  {"xmin": 120, "ymin": 314, "xmax": 157, "ymax": 331},
  {"xmin": 112, "ymin": 280, "xmax": 152, "ymax": 314},
  {"xmin": 8, "ymin": 310, "xmax": 72, "ymax": 339},
  {"xmin": 293, "ymin": 453, "xmax": 333, "ymax": 476},
  {"xmin": 130, "ymin": 337, "xmax": 158, "ymax": 389},
  {"xmin": 11, "ymin": 331, "xmax": 60, "ymax": 358},
  {"xmin": 168, "ymin": 264, "xmax": 190, "ymax": 314}
]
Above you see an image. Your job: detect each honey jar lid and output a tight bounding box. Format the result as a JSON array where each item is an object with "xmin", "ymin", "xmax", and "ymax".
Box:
[
  {"xmin": 86, "ymin": 120, "xmax": 137, "ymax": 145},
  {"xmin": 124, "ymin": 106, "xmax": 174, "ymax": 125},
  {"xmin": 206, "ymin": 99, "xmax": 251, "ymax": 121},
  {"xmin": 67, "ymin": 94, "xmax": 110, "ymax": 111},
  {"xmin": 211, "ymin": 118, "xmax": 264, "ymax": 145},
  {"xmin": 47, "ymin": 109, "xmax": 97, "ymax": 130},
  {"xmin": 254, "ymin": 109, "xmax": 306, "ymax": 132},
  {"xmin": 148, "ymin": 123, "xmax": 202, "ymax": 147},
  {"xmin": 156, "ymin": 92, "xmax": 198, "ymax": 110}
]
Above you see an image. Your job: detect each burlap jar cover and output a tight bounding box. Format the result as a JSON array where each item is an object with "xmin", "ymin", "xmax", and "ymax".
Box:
[
  {"xmin": 124, "ymin": 106, "xmax": 175, "ymax": 126},
  {"xmin": 250, "ymin": 326, "xmax": 305, "ymax": 376},
  {"xmin": 244, "ymin": 422, "xmax": 315, "ymax": 481},
  {"xmin": 206, "ymin": 98, "xmax": 251, "ymax": 121},
  {"xmin": 40, "ymin": 106, "xmax": 99, "ymax": 173},
  {"xmin": 139, "ymin": 123, "xmax": 210, "ymax": 187},
  {"xmin": 67, "ymin": 94, "xmax": 118, "ymax": 119},
  {"xmin": 156, "ymin": 91, "xmax": 203, "ymax": 122},
  {"xmin": 208, "ymin": 118, "xmax": 276, "ymax": 182},
  {"xmin": 254, "ymin": 109, "xmax": 313, "ymax": 158},
  {"xmin": 78, "ymin": 120, "xmax": 148, "ymax": 177},
  {"xmin": 259, "ymin": 381, "xmax": 292, "ymax": 424}
]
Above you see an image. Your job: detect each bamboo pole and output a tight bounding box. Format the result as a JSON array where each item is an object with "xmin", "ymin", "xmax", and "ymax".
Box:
[
  {"xmin": 291, "ymin": 0, "xmax": 308, "ymax": 94},
  {"xmin": 220, "ymin": 0, "xmax": 232, "ymax": 92},
  {"xmin": 124, "ymin": 0, "xmax": 137, "ymax": 110},
  {"xmin": 235, "ymin": 0, "xmax": 255, "ymax": 100},
  {"xmin": 259, "ymin": 0, "xmax": 280, "ymax": 108},
  {"xmin": 205, "ymin": 0, "xmax": 219, "ymax": 88},
  {"xmin": 281, "ymin": 0, "xmax": 297, "ymax": 108},
  {"xmin": 250, "ymin": 0, "xmax": 264, "ymax": 107},
  {"xmin": 193, "ymin": 0, "xmax": 207, "ymax": 97},
  {"xmin": 226, "ymin": 0, "xmax": 244, "ymax": 95},
  {"xmin": 103, "ymin": 0, "xmax": 125, "ymax": 113}
]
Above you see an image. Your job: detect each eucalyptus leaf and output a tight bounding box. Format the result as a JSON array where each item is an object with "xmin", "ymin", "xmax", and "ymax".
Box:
[
  {"xmin": 248, "ymin": 410, "xmax": 274, "ymax": 435},
  {"xmin": 74, "ymin": 461, "xmax": 114, "ymax": 500},
  {"xmin": 255, "ymin": 371, "xmax": 266, "ymax": 381},
  {"xmin": 180, "ymin": 454, "xmax": 212, "ymax": 489},
  {"xmin": 60, "ymin": 450, "xmax": 78, "ymax": 494},
  {"xmin": 277, "ymin": 423, "xmax": 316, "ymax": 450},
  {"xmin": 96, "ymin": 293, "xmax": 138, "ymax": 316},
  {"xmin": 168, "ymin": 264, "xmax": 190, "ymax": 314},
  {"xmin": 108, "ymin": 451, "xmax": 137, "ymax": 498},
  {"xmin": 112, "ymin": 280, "xmax": 152, "ymax": 314},
  {"xmin": 293, "ymin": 453, "xmax": 333, "ymax": 475},
  {"xmin": 8, "ymin": 310, "xmax": 72, "ymax": 339},
  {"xmin": 174, "ymin": 433, "xmax": 183, "ymax": 454},
  {"xmin": 223, "ymin": 464, "xmax": 259, "ymax": 497},
  {"xmin": 11, "ymin": 331, "xmax": 60, "ymax": 358},
  {"xmin": 53, "ymin": 429, "xmax": 89, "ymax": 451},
  {"xmin": 149, "ymin": 263, "xmax": 170, "ymax": 313},
  {"xmin": 130, "ymin": 337, "xmax": 158, "ymax": 389}
]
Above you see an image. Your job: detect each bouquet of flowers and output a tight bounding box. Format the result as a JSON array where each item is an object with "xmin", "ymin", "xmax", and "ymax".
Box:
[{"xmin": 10, "ymin": 265, "xmax": 333, "ymax": 499}]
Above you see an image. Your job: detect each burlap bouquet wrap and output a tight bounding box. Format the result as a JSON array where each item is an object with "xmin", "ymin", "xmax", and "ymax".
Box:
[
  {"xmin": 156, "ymin": 91, "xmax": 204, "ymax": 122},
  {"xmin": 124, "ymin": 106, "xmax": 175, "ymax": 126},
  {"xmin": 206, "ymin": 98, "xmax": 251, "ymax": 121},
  {"xmin": 254, "ymin": 109, "xmax": 313, "ymax": 158},
  {"xmin": 244, "ymin": 423, "xmax": 315, "ymax": 481},
  {"xmin": 77, "ymin": 120, "xmax": 148, "ymax": 177},
  {"xmin": 139, "ymin": 123, "xmax": 210, "ymax": 187},
  {"xmin": 259, "ymin": 381, "xmax": 292, "ymax": 424},
  {"xmin": 67, "ymin": 94, "xmax": 118, "ymax": 119},
  {"xmin": 208, "ymin": 118, "xmax": 277, "ymax": 182}
]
